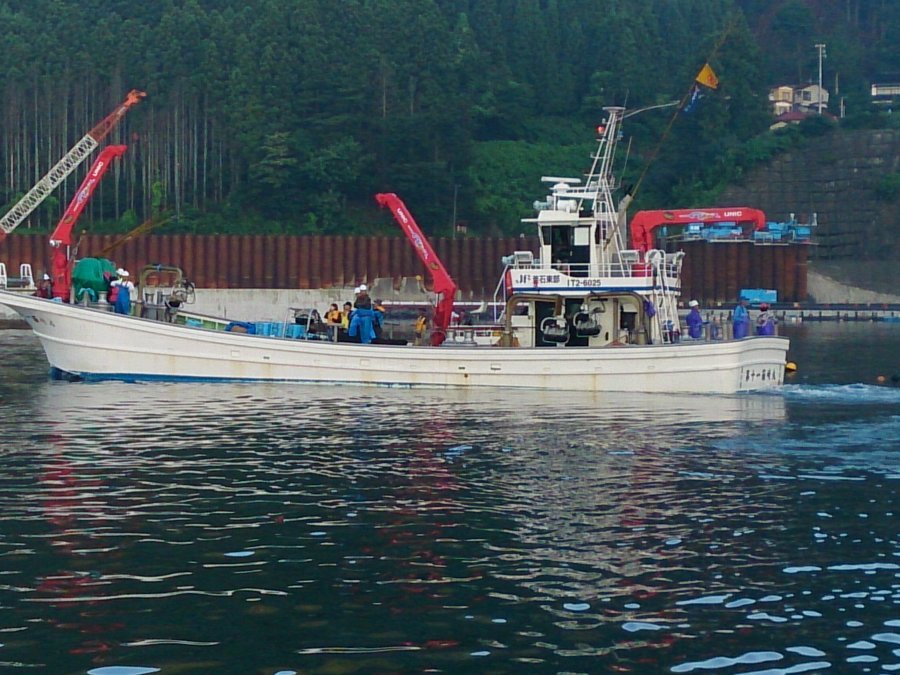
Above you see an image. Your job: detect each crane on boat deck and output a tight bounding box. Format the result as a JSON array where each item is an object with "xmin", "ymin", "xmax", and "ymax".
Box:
[
  {"xmin": 629, "ymin": 206, "xmax": 766, "ymax": 254},
  {"xmin": 375, "ymin": 192, "xmax": 457, "ymax": 347},
  {"xmin": 48, "ymin": 145, "xmax": 129, "ymax": 301},
  {"xmin": 0, "ymin": 89, "xmax": 146, "ymax": 246}
]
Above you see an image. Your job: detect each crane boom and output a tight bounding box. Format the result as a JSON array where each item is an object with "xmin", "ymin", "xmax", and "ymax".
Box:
[
  {"xmin": 375, "ymin": 192, "xmax": 457, "ymax": 346},
  {"xmin": 50, "ymin": 145, "xmax": 128, "ymax": 246},
  {"xmin": 49, "ymin": 145, "xmax": 129, "ymax": 301},
  {"xmin": 629, "ymin": 206, "xmax": 766, "ymax": 254},
  {"xmin": 0, "ymin": 89, "xmax": 145, "ymax": 243}
]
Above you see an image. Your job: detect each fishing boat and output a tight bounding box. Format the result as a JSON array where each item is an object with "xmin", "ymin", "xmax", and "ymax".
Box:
[{"xmin": 0, "ymin": 106, "xmax": 788, "ymax": 393}]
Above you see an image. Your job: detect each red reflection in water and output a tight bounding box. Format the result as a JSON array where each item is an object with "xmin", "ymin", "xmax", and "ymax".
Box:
[{"xmin": 35, "ymin": 437, "xmax": 128, "ymax": 663}]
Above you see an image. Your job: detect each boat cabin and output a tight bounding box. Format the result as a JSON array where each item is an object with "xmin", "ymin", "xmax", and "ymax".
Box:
[
  {"xmin": 500, "ymin": 291, "xmax": 653, "ymax": 348},
  {"xmin": 527, "ymin": 176, "xmax": 625, "ymax": 279}
]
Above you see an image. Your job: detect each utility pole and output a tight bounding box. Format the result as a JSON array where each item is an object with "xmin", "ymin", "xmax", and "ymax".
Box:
[
  {"xmin": 815, "ymin": 43, "xmax": 827, "ymax": 114},
  {"xmin": 450, "ymin": 183, "xmax": 459, "ymax": 238}
]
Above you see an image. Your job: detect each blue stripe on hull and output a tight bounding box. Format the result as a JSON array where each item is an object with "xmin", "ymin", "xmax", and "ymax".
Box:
[{"xmin": 51, "ymin": 367, "xmax": 422, "ymax": 388}]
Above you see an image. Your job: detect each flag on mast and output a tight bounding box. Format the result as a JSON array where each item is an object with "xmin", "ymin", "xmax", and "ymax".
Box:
[
  {"xmin": 695, "ymin": 63, "xmax": 719, "ymax": 89},
  {"xmin": 683, "ymin": 84, "xmax": 702, "ymax": 113}
]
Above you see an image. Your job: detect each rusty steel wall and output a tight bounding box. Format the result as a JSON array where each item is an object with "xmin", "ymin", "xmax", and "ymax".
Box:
[
  {"xmin": 678, "ymin": 241, "xmax": 809, "ymax": 303},
  {"xmin": 2, "ymin": 234, "xmax": 808, "ymax": 302}
]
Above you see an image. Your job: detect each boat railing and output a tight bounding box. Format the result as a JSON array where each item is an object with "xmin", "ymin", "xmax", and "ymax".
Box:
[
  {"xmin": 282, "ymin": 307, "xmax": 330, "ymax": 340},
  {"xmin": 509, "ymin": 260, "xmax": 683, "ymax": 280},
  {"xmin": 0, "ymin": 262, "xmax": 35, "ymax": 290}
]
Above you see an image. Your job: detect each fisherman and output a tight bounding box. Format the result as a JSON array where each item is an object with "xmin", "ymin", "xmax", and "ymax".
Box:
[
  {"xmin": 34, "ymin": 274, "xmax": 53, "ymax": 299},
  {"xmin": 373, "ymin": 298, "xmax": 386, "ymax": 339},
  {"xmin": 349, "ymin": 285, "xmax": 376, "ymax": 343},
  {"xmin": 686, "ymin": 299, "xmax": 704, "ymax": 339},
  {"xmin": 354, "ymin": 283, "xmax": 372, "ymax": 310},
  {"xmin": 110, "ymin": 269, "xmax": 135, "ymax": 315},
  {"xmin": 733, "ymin": 296, "xmax": 751, "ymax": 339},
  {"xmin": 755, "ymin": 302, "xmax": 776, "ymax": 336},
  {"xmin": 414, "ymin": 307, "xmax": 428, "ymax": 346},
  {"xmin": 325, "ymin": 302, "xmax": 341, "ymax": 341}
]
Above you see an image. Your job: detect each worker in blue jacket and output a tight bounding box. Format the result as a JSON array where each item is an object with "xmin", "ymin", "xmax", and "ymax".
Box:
[
  {"xmin": 733, "ymin": 296, "xmax": 751, "ymax": 339},
  {"xmin": 686, "ymin": 300, "xmax": 704, "ymax": 339},
  {"xmin": 349, "ymin": 285, "xmax": 377, "ymax": 343}
]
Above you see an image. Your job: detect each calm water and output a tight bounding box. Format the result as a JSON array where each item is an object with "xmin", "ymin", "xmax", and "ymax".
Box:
[{"xmin": 0, "ymin": 324, "xmax": 897, "ymax": 674}]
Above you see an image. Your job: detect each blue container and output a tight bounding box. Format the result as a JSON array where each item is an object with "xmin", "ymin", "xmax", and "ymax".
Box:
[
  {"xmin": 285, "ymin": 324, "xmax": 306, "ymax": 339},
  {"xmin": 740, "ymin": 288, "xmax": 778, "ymax": 306}
]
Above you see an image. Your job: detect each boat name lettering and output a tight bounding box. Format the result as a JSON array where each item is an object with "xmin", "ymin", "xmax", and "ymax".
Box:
[
  {"xmin": 513, "ymin": 273, "xmax": 561, "ymax": 284},
  {"xmin": 567, "ymin": 278, "xmax": 604, "ymax": 288}
]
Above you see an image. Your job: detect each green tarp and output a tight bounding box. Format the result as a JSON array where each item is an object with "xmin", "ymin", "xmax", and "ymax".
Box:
[{"xmin": 71, "ymin": 257, "xmax": 117, "ymax": 302}]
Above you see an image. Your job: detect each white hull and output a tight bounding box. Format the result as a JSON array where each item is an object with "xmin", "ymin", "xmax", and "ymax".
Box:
[{"xmin": 1, "ymin": 291, "xmax": 788, "ymax": 394}]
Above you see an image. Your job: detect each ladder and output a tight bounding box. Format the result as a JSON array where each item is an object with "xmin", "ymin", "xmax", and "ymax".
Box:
[{"xmin": 647, "ymin": 249, "xmax": 679, "ymax": 343}]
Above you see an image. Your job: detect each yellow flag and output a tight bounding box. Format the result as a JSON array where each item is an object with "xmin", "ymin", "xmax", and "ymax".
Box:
[{"xmin": 695, "ymin": 63, "xmax": 719, "ymax": 89}]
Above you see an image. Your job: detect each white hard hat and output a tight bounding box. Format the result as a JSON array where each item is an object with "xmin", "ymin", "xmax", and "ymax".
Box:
[
  {"xmin": 120, "ymin": 270, "xmax": 130, "ymax": 278},
  {"xmin": 359, "ymin": 284, "xmax": 367, "ymax": 292},
  {"xmin": 353, "ymin": 286, "xmax": 360, "ymax": 294},
  {"xmin": 689, "ymin": 300, "xmax": 699, "ymax": 307},
  {"xmin": 42, "ymin": 273, "xmax": 51, "ymax": 280}
]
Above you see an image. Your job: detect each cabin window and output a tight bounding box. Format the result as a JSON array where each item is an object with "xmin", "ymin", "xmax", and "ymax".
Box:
[
  {"xmin": 573, "ymin": 227, "xmax": 590, "ymax": 246},
  {"xmin": 543, "ymin": 226, "xmax": 573, "ymax": 266},
  {"xmin": 551, "ymin": 226, "xmax": 571, "ymax": 249}
]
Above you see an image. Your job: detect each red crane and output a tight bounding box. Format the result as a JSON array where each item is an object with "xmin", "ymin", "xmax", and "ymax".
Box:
[
  {"xmin": 48, "ymin": 145, "xmax": 128, "ymax": 301},
  {"xmin": 0, "ymin": 89, "xmax": 145, "ymax": 245},
  {"xmin": 629, "ymin": 206, "xmax": 766, "ymax": 255},
  {"xmin": 375, "ymin": 193, "xmax": 457, "ymax": 346}
]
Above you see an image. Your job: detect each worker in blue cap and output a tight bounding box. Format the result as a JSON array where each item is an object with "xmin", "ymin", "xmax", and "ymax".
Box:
[{"xmin": 733, "ymin": 296, "xmax": 751, "ymax": 339}]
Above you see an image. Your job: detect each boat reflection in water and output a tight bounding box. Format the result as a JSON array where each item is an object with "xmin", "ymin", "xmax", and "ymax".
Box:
[
  {"xmin": 39, "ymin": 381, "xmax": 786, "ymax": 434},
  {"xmin": 18, "ymin": 379, "xmax": 791, "ymax": 669}
]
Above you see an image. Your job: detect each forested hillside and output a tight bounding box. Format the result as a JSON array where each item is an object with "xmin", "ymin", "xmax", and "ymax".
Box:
[{"xmin": 0, "ymin": 0, "xmax": 897, "ymax": 237}]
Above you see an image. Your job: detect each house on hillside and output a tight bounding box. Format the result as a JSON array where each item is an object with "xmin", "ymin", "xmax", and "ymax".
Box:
[
  {"xmin": 795, "ymin": 84, "xmax": 829, "ymax": 113},
  {"xmin": 768, "ymin": 83, "xmax": 829, "ymax": 115},
  {"xmin": 770, "ymin": 85, "xmax": 794, "ymax": 115},
  {"xmin": 871, "ymin": 82, "xmax": 900, "ymax": 110}
]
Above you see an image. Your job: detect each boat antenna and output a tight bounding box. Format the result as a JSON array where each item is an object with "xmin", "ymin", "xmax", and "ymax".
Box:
[
  {"xmin": 619, "ymin": 136, "xmax": 633, "ymax": 190},
  {"xmin": 628, "ymin": 16, "xmax": 737, "ymax": 203}
]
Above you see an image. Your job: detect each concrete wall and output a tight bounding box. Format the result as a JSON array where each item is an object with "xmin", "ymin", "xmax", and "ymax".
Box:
[
  {"xmin": 188, "ymin": 276, "xmax": 436, "ymax": 320},
  {"xmin": 807, "ymin": 270, "xmax": 900, "ymax": 304},
  {"xmin": 720, "ymin": 127, "xmax": 900, "ymax": 262}
]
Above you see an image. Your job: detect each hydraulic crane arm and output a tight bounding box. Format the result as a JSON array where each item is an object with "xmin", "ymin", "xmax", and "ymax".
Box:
[
  {"xmin": 0, "ymin": 89, "xmax": 145, "ymax": 244},
  {"xmin": 48, "ymin": 145, "xmax": 128, "ymax": 301},
  {"xmin": 629, "ymin": 206, "xmax": 766, "ymax": 255},
  {"xmin": 50, "ymin": 145, "xmax": 128, "ymax": 246},
  {"xmin": 375, "ymin": 192, "xmax": 457, "ymax": 346}
]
